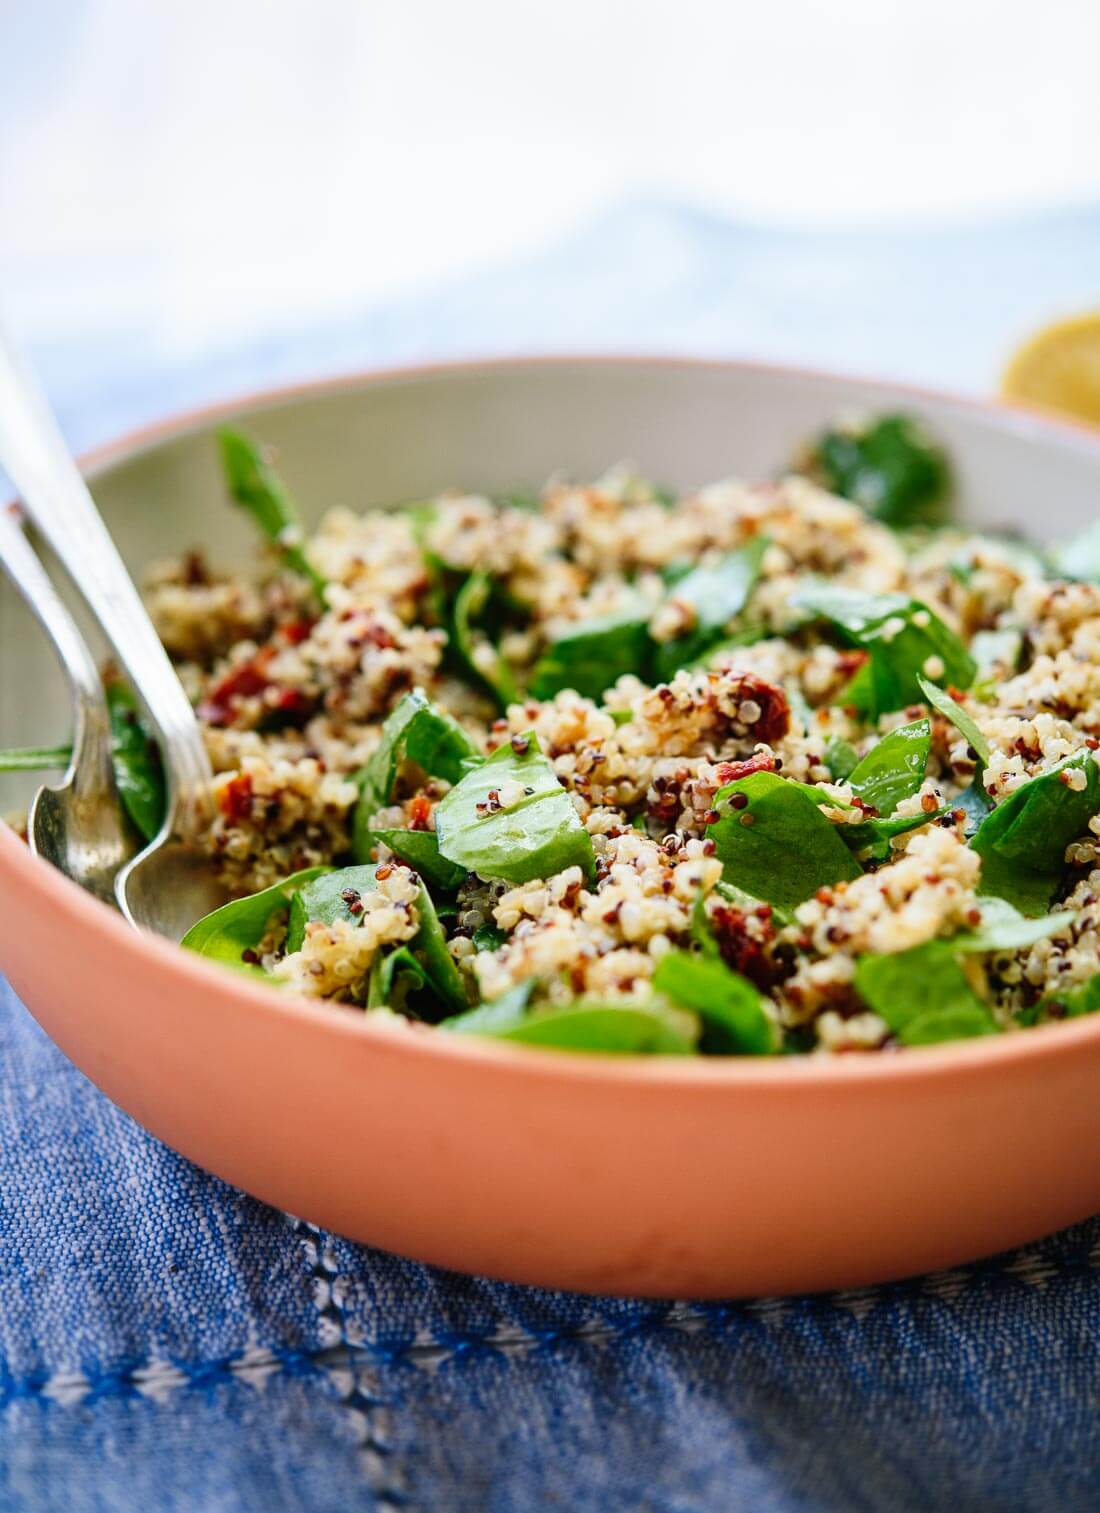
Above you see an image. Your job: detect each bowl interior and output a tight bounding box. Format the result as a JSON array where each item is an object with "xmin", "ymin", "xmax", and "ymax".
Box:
[{"xmin": 3, "ymin": 357, "xmax": 1100, "ymax": 819}]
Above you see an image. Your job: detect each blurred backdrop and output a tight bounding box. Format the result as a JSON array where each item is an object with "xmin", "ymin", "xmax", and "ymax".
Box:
[{"xmin": 3, "ymin": 0, "xmax": 1100, "ymax": 441}]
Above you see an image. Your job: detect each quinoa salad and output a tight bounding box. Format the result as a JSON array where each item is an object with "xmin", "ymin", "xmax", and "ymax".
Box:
[{"xmin": 8, "ymin": 412, "xmax": 1100, "ymax": 1057}]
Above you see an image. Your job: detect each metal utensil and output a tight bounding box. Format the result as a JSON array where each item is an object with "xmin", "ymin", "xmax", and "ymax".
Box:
[
  {"xmin": 0, "ymin": 503, "xmax": 139, "ymax": 904},
  {"xmin": 0, "ymin": 328, "xmax": 226, "ymax": 937}
]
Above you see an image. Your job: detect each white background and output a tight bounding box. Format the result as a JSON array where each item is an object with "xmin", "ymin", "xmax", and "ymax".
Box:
[{"xmin": 3, "ymin": 0, "xmax": 1100, "ymax": 363}]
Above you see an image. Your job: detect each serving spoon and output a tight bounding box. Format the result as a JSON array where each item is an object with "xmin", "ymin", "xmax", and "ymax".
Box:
[
  {"xmin": 0, "ymin": 502, "xmax": 140, "ymax": 905},
  {"xmin": 0, "ymin": 328, "xmax": 227, "ymax": 938}
]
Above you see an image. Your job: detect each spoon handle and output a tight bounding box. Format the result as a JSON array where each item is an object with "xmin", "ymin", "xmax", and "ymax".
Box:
[
  {"xmin": 0, "ymin": 503, "xmax": 116, "ymax": 805},
  {"xmin": 0, "ymin": 328, "xmax": 211, "ymax": 829}
]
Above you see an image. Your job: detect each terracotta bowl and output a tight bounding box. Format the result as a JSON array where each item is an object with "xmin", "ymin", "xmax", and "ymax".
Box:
[{"xmin": 4, "ymin": 357, "xmax": 1100, "ymax": 1299}]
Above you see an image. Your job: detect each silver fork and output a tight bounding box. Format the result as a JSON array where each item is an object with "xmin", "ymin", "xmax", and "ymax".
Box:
[
  {"xmin": 0, "ymin": 502, "xmax": 139, "ymax": 905},
  {"xmin": 0, "ymin": 327, "xmax": 227, "ymax": 938}
]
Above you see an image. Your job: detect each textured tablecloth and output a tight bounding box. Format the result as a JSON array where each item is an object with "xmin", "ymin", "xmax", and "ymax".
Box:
[{"xmin": 3, "ymin": 199, "xmax": 1100, "ymax": 1511}]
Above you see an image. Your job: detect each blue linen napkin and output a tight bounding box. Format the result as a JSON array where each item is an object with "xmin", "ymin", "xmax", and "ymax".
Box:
[{"xmin": 4, "ymin": 199, "xmax": 1100, "ymax": 1510}]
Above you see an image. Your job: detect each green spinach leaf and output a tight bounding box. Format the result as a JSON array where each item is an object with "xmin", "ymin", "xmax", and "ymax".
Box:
[
  {"xmin": 706, "ymin": 770, "xmax": 861, "ymax": 909},
  {"xmin": 181, "ymin": 866, "xmax": 331, "ymax": 975},
  {"xmin": 434, "ymin": 733, "xmax": 595, "ymax": 884},
  {"xmin": 846, "ymin": 719, "xmax": 930, "ymax": 816},
  {"xmin": 360, "ymin": 827, "xmax": 467, "ymax": 891},
  {"xmin": 452, "ymin": 569, "xmax": 519, "ymax": 710},
  {"xmin": 854, "ymin": 941, "xmax": 997, "ymax": 1045},
  {"xmin": 106, "ymin": 681, "xmax": 167, "ymax": 841},
  {"xmin": 652, "ymin": 538, "xmax": 768, "ymax": 680},
  {"xmin": 791, "ymin": 585, "xmax": 975, "ymax": 718},
  {"xmin": 530, "ymin": 604, "xmax": 652, "ymax": 701},
  {"xmin": 218, "ymin": 428, "xmax": 326, "ymax": 598},
  {"xmin": 1020, "ymin": 973, "xmax": 1100, "ymax": 1025},
  {"xmin": 367, "ymin": 946, "xmax": 427, "ymax": 1013},
  {"xmin": 0, "ymin": 745, "xmax": 72, "ymax": 772},
  {"xmin": 806, "ymin": 413, "xmax": 950, "ymax": 528},
  {"xmin": 839, "ymin": 807, "xmax": 950, "ymax": 863},
  {"xmin": 971, "ymin": 750, "xmax": 1100, "ymax": 915},
  {"xmin": 953, "ymin": 896, "xmax": 1075, "ymax": 953},
  {"xmin": 918, "ymin": 676, "xmax": 990, "ymax": 764},
  {"xmin": 652, "ymin": 950, "xmax": 775, "ymax": 1055},
  {"xmin": 823, "ymin": 736, "xmax": 859, "ymax": 782},
  {"xmin": 444, "ymin": 992, "xmax": 696, "ymax": 1054},
  {"xmin": 288, "ymin": 862, "xmax": 467, "ymax": 1013},
  {"xmin": 353, "ymin": 688, "xmax": 480, "ymax": 821}
]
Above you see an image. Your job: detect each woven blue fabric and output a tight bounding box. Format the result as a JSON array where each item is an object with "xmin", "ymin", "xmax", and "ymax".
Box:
[{"xmin": 4, "ymin": 200, "xmax": 1100, "ymax": 1509}]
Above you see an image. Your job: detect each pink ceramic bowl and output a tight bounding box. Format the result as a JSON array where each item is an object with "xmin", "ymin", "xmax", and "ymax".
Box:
[{"xmin": 4, "ymin": 357, "xmax": 1100, "ymax": 1299}]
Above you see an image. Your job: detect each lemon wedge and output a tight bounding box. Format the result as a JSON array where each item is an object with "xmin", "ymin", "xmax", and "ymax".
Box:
[{"xmin": 1001, "ymin": 312, "xmax": 1100, "ymax": 427}]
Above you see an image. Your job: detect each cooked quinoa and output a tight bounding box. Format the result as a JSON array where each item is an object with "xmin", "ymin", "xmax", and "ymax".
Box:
[{"xmin": 12, "ymin": 414, "xmax": 1100, "ymax": 1056}]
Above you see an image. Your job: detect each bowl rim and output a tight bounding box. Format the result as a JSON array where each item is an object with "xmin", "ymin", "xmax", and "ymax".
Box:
[{"xmin": 6, "ymin": 349, "xmax": 1100, "ymax": 1091}]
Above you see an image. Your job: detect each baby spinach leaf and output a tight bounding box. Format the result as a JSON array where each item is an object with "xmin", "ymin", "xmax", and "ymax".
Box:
[
  {"xmin": 953, "ymin": 897, "xmax": 1075, "ymax": 953},
  {"xmin": 917, "ymin": 676, "xmax": 990, "ymax": 764},
  {"xmin": 218, "ymin": 428, "xmax": 326, "ymax": 598},
  {"xmin": 791, "ymin": 585, "xmax": 975, "ymax": 718},
  {"xmin": 971, "ymin": 750, "xmax": 1100, "ymax": 915},
  {"xmin": 434, "ymin": 733, "xmax": 595, "ymax": 885},
  {"xmin": 360, "ymin": 827, "xmax": 467, "ymax": 892},
  {"xmin": 181, "ymin": 866, "xmax": 331, "ymax": 975},
  {"xmin": 441, "ymin": 980, "xmax": 535, "ymax": 1034},
  {"xmin": 0, "ymin": 745, "xmax": 72, "ymax": 772},
  {"xmin": 288, "ymin": 862, "xmax": 467, "ymax": 1013},
  {"xmin": 706, "ymin": 771, "xmax": 861, "ymax": 910},
  {"xmin": 445, "ymin": 993, "xmax": 696, "ymax": 1054},
  {"xmin": 1021, "ymin": 973, "xmax": 1100, "ymax": 1025},
  {"xmin": 354, "ymin": 688, "xmax": 480, "ymax": 819},
  {"xmin": 452, "ymin": 569, "xmax": 519, "ymax": 710},
  {"xmin": 286, "ymin": 864, "xmax": 382, "ymax": 951},
  {"xmin": 846, "ymin": 719, "xmax": 930, "ymax": 816},
  {"xmin": 854, "ymin": 941, "xmax": 997, "ymax": 1045},
  {"xmin": 839, "ymin": 807, "xmax": 950, "ymax": 863},
  {"xmin": 530, "ymin": 604, "xmax": 652, "ymax": 701},
  {"xmin": 473, "ymin": 923, "xmax": 508, "ymax": 952},
  {"xmin": 106, "ymin": 681, "xmax": 167, "ymax": 842},
  {"xmin": 806, "ymin": 413, "xmax": 951, "ymax": 529},
  {"xmin": 652, "ymin": 950, "xmax": 775, "ymax": 1055},
  {"xmin": 823, "ymin": 736, "xmax": 859, "ymax": 782},
  {"xmin": 652, "ymin": 538, "xmax": 768, "ymax": 680},
  {"xmin": 366, "ymin": 946, "xmax": 427, "ymax": 1013}
]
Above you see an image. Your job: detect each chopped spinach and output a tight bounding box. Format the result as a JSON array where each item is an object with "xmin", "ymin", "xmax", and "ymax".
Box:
[
  {"xmin": 452, "ymin": 569, "xmax": 519, "ymax": 710},
  {"xmin": 105, "ymin": 681, "xmax": 167, "ymax": 841},
  {"xmin": 970, "ymin": 750, "xmax": 1100, "ymax": 915},
  {"xmin": 530, "ymin": 603, "xmax": 652, "ymax": 701},
  {"xmin": 839, "ymin": 807, "xmax": 950, "ymax": 864},
  {"xmin": 0, "ymin": 745, "xmax": 72, "ymax": 772},
  {"xmin": 181, "ymin": 866, "xmax": 330, "ymax": 975},
  {"xmin": 823, "ymin": 736, "xmax": 859, "ymax": 782},
  {"xmin": 444, "ymin": 993, "xmax": 696, "ymax": 1054},
  {"xmin": 652, "ymin": 538, "xmax": 768, "ymax": 680},
  {"xmin": 652, "ymin": 950, "xmax": 775, "ymax": 1055},
  {"xmin": 706, "ymin": 771, "xmax": 861, "ymax": 909},
  {"xmin": 953, "ymin": 897, "xmax": 1075, "ymax": 953},
  {"xmin": 434, "ymin": 733, "xmax": 595, "ymax": 885},
  {"xmin": 846, "ymin": 719, "xmax": 930, "ymax": 816},
  {"xmin": 353, "ymin": 688, "xmax": 480, "ymax": 820},
  {"xmin": 854, "ymin": 942, "xmax": 997, "ymax": 1044},
  {"xmin": 218, "ymin": 428, "xmax": 326, "ymax": 598},
  {"xmin": 287, "ymin": 862, "xmax": 467, "ymax": 1013},
  {"xmin": 1020, "ymin": 973, "xmax": 1100, "ymax": 1025},
  {"xmin": 359, "ymin": 827, "xmax": 467, "ymax": 892},
  {"xmin": 791, "ymin": 585, "xmax": 975, "ymax": 718},
  {"xmin": 806, "ymin": 413, "xmax": 950, "ymax": 529}
]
